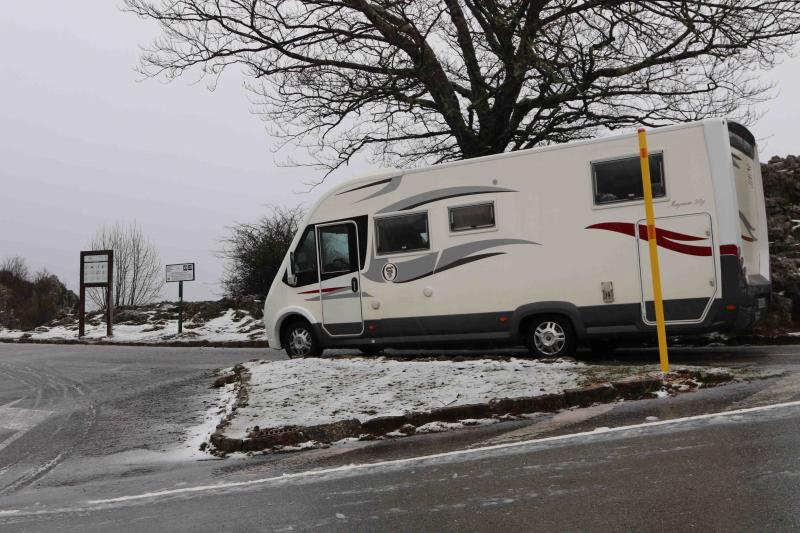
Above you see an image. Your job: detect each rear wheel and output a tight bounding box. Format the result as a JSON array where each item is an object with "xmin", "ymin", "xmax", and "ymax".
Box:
[
  {"xmin": 525, "ymin": 315, "xmax": 576, "ymax": 358},
  {"xmin": 282, "ymin": 320, "xmax": 322, "ymax": 358}
]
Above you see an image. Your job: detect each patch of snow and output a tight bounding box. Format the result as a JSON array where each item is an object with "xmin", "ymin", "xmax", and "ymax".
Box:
[
  {"xmin": 416, "ymin": 421, "xmax": 465, "ymax": 433},
  {"xmin": 174, "ymin": 380, "xmax": 238, "ymax": 459},
  {"xmin": 459, "ymin": 418, "xmax": 498, "ymax": 426},
  {"xmin": 226, "ymin": 357, "xmax": 584, "ymax": 439},
  {"xmin": 654, "ymin": 390, "xmax": 669, "ymax": 398},
  {"xmin": 279, "ymin": 440, "xmax": 321, "ymax": 452},
  {"xmin": 645, "ymin": 416, "xmax": 660, "ymax": 422},
  {"xmin": 0, "ymin": 307, "xmax": 264, "ymax": 344},
  {"xmin": 332, "ymin": 437, "xmax": 360, "ymax": 445}
]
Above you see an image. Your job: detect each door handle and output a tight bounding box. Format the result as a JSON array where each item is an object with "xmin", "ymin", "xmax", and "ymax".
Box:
[{"xmin": 351, "ymin": 277, "xmax": 359, "ymax": 293}]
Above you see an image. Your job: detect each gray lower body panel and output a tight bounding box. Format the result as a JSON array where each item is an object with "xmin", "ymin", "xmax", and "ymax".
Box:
[{"xmin": 312, "ymin": 256, "xmax": 770, "ymax": 350}]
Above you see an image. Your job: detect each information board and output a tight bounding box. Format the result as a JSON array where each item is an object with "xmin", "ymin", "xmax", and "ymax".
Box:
[
  {"xmin": 79, "ymin": 250, "xmax": 113, "ymax": 337},
  {"xmin": 83, "ymin": 254, "xmax": 109, "ymax": 285},
  {"xmin": 166, "ymin": 263, "xmax": 195, "ymax": 283}
]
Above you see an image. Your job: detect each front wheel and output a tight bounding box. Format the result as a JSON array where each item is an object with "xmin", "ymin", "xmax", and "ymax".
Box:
[
  {"xmin": 282, "ymin": 321, "xmax": 322, "ymax": 358},
  {"xmin": 525, "ymin": 316, "xmax": 576, "ymax": 358}
]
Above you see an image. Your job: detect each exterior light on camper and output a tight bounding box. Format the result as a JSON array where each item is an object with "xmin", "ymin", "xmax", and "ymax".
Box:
[
  {"xmin": 725, "ymin": 304, "xmax": 737, "ymax": 312},
  {"xmin": 499, "ymin": 315, "xmax": 509, "ymax": 323}
]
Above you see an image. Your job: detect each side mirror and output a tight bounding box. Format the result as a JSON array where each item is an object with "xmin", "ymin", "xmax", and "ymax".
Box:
[{"xmin": 287, "ymin": 252, "xmax": 298, "ymax": 286}]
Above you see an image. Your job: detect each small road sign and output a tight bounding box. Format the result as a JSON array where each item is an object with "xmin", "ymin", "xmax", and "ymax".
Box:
[
  {"xmin": 166, "ymin": 263, "xmax": 195, "ymax": 334},
  {"xmin": 166, "ymin": 263, "xmax": 195, "ymax": 283}
]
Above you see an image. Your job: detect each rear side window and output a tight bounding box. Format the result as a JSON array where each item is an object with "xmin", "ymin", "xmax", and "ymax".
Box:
[
  {"xmin": 592, "ymin": 153, "xmax": 665, "ymax": 205},
  {"xmin": 375, "ymin": 212, "xmax": 430, "ymax": 254},
  {"xmin": 449, "ymin": 202, "xmax": 495, "ymax": 232}
]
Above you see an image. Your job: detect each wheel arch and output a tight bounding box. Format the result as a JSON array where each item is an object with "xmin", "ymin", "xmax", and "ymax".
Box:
[
  {"xmin": 510, "ymin": 302, "xmax": 588, "ymax": 343},
  {"xmin": 273, "ymin": 307, "xmax": 318, "ymax": 350}
]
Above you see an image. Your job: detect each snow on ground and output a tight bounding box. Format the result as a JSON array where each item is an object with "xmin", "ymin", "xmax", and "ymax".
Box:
[
  {"xmin": 0, "ymin": 308, "xmax": 263, "ymax": 344},
  {"xmin": 226, "ymin": 357, "xmax": 585, "ymax": 438},
  {"xmin": 178, "ymin": 380, "xmax": 239, "ymax": 459}
]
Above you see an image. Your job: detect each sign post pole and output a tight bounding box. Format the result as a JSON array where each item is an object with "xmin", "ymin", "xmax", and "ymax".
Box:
[
  {"xmin": 107, "ymin": 251, "xmax": 114, "ymax": 338},
  {"xmin": 178, "ymin": 280, "xmax": 184, "ymax": 334},
  {"xmin": 637, "ymin": 128, "xmax": 670, "ymax": 373},
  {"xmin": 79, "ymin": 256, "xmax": 86, "ymax": 338}
]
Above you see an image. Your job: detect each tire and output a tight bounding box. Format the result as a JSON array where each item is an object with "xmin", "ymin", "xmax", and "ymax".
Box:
[
  {"xmin": 525, "ymin": 315, "xmax": 577, "ymax": 358},
  {"xmin": 282, "ymin": 320, "xmax": 322, "ymax": 358}
]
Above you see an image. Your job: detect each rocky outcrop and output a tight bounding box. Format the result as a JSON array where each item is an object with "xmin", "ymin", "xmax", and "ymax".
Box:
[{"xmin": 758, "ymin": 155, "xmax": 800, "ymax": 333}]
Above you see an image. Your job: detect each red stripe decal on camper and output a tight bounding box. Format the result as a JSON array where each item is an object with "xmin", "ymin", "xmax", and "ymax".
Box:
[
  {"xmin": 587, "ymin": 222, "xmax": 707, "ymax": 242},
  {"xmin": 720, "ymin": 245, "xmax": 740, "ymax": 257},
  {"xmin": 298, "ymin": 287, "xmax": 348, "ymax": 295},
  {"xmin": 587, "ymin": 222, "xmax": 712, "ymax": 257},
  {"xmin": 741, "ymin": 235, "xmax": 756, "ymax": 242}
]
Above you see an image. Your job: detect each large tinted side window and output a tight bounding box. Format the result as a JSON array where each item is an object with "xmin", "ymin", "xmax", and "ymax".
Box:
[
  {"xmin": 375, "ymin": 213, "xmax": 430, "ymax": 254},
  {"xmin": 592, "ymin": 153, "xmax": 665, "ymax": 205}
]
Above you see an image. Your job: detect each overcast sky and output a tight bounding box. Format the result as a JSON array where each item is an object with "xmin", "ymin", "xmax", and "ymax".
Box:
[{"xmin": 2, "ymin": 2, "xmax": 799, "ymax": 301}]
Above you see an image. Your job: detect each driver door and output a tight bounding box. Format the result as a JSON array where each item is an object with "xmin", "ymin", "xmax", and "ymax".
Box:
[{"xmin": 316, "ymin": 221, "xmax": 364, "ymax": 336}]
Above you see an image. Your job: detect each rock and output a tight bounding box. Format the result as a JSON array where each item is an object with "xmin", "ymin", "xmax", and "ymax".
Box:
[
  {"xmin": 756, "ymin": 155, "xmax": 800, "ymax": 332},
  {"xmin": 210, "ymin": 434, "xmax": 242, "ymax": 454},
  {"xmin": 397, "ymin": 424, "xmax": 416, "ymax": 435},
  {"xmin": 211, "ymin": 373, "xmax": 237, "ymax": 388},
  {"xmin": 301, "ymin": 419, "xmax": 362, "ymax": 443},
  {"xmin": 361, "ymin": 415, "xmax": 407, "ymax": 435}
]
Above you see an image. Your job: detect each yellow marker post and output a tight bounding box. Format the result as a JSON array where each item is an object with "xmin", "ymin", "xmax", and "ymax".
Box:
[{"xmin": 637, "ymin": 128, "xmax": 670, "ymax": 373}]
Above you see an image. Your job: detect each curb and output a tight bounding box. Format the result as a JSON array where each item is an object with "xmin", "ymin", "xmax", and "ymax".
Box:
[{"xmin": 208, "ymin": 371, "xmax": 729, "ymax": 454}]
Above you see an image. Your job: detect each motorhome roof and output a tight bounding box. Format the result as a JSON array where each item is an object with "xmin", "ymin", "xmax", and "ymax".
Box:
[{"xmin": 318, "ymin": 117, "xmax": 734, "ymax": 204}]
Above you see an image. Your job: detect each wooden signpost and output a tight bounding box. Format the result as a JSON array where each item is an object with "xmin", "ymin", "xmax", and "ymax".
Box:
[
  {"xmin": 166, "ymin": 263, "xmax": 195, "ymax": 334},
  {"xmin": 79, "ymin": 250, "xmax": 114, "ymax": 338}
]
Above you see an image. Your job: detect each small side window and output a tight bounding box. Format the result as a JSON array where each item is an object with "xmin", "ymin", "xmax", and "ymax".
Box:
[
  {"xmin": 449, "ymin": 202, "xmax": 495, "ymax": 232},
  {"xmin": 592, "ymin": 153, "xmax": 665, "ymax": 205},
  {"xmin": 375, "ymin": 212, "xmax": 430, "ymax": 254}
]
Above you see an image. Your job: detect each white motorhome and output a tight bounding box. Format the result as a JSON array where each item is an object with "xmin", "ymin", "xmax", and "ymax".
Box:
[{"xmin": 264, "ymin": 119, "xmax": 770, "ymax": 357}]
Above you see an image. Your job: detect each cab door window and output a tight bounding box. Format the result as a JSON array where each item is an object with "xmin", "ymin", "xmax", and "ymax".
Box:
[
  {"xmin": 292, "ymin": 227, "xmax": 318, "ymax": 286},
  {"xmin": 318, "ymin": 223, "xmax": 358, "ymax": 277}
]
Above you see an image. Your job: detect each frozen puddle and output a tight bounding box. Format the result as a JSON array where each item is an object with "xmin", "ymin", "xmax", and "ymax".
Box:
[{"xmin": 224, "ymin": 357, "xmax": 585, "ymax": 439}]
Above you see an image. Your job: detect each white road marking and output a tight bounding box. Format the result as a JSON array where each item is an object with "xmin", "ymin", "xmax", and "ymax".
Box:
[
  {"xmin": 0, "ymin": 407, "xmax": 53, "ymax": 431},
  {"xmin": 0, "ymin": 407, "xmax": 53, "ymax": 454},
  {"xmin": 85, "ymin": 399, "xmax": 800, "ymax": 506}
]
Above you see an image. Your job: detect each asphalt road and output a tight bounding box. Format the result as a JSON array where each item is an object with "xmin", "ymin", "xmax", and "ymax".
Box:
[{"xmin": 0, "ymin": 342, "xmax": 799, "ymax": 531}]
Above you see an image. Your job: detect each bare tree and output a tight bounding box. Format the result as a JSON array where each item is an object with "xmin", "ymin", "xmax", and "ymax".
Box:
[
  {"xmin": 220, "ymin": 206, "xmax": 305, "ymax": 298},
  {"xmin": 125, "ymin": 1, "xmax": 800, "ymax": 175},
  {"xmin": 1, "ymin": 256, "xmax": 30, "ymax": 282},
  {"xmin": 88, "ymin": 222, "xmax": 164, "ymax": 308}
]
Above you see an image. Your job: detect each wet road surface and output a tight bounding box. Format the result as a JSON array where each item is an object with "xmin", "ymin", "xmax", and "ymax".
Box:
[{"xmin": 0, "ymin": 342, "xmax": 798, "ymax": 531}]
